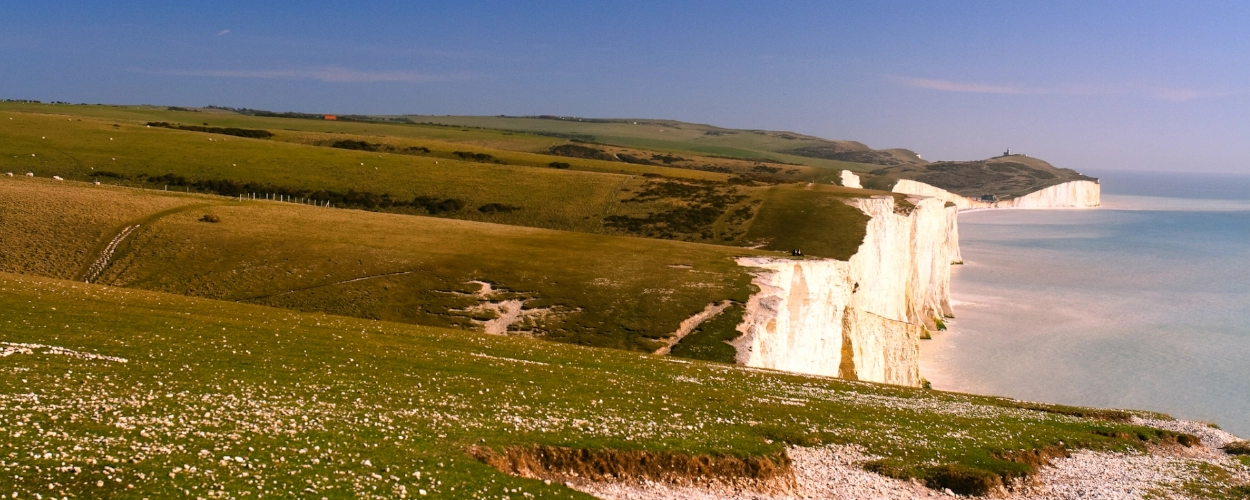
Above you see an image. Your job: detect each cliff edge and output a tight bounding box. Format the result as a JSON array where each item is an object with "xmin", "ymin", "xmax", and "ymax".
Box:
[
  {"xmin": 731, "ymin": 165, "xmax": 1097, "ymax": 387},
  {"xmin": 731, "ymin": 196, "xmax": 959, "ymax": 387}
]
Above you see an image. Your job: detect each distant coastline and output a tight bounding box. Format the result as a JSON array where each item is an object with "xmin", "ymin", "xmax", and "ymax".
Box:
[{"xmin": 922, "ymin": 180, "xmax": 1250, "ymax": 437}]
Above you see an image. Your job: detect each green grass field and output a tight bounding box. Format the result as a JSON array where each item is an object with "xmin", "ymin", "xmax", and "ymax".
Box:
[
  {"xmin": 400, "ymin": 115, "xmax": 897, "ymax": 172},
  {"xmin": 0, "ymin": 102, "xmax": 1095, "ymax": 201},
  {"xmin": 1, "ymin": 178, "xmax": 774, "ymax": 353},
  {"xmin": 1, "ymin": 272, "xmax": 1222, "ymax": 499},
  {"xmin": 0, "ymin": 105, "xmax": 874, "ymax": 252}
]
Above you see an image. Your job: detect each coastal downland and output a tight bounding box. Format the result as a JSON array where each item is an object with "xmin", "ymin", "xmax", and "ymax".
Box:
[{"xmin": 1, "ymin": 103, "xmax": 1247, "ymax": 498}]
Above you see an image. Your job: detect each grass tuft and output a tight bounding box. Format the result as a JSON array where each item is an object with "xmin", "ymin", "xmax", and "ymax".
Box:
[{"xmin": 1224, "ymin": 441, "xmax": 1250, "ymax": 456}]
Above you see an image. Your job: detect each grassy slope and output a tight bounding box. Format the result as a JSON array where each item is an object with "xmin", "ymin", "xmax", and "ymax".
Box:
[
  {"xmin": 744, "ymin": 184, "xmax": 873, "ymax": 259},
  {"xmin": 0, "ymin": 180, "xmax": 205, "ymax": 280},
  {"xmin": 868, "ymin": 155, "xmax": 1097, "ymax": 199},
  {"xmin": 0, "ymin": 272, "xmax": 1216, "ymax": 499},
  {"xmin": 1, "ymin": 178, "xmax": 769, "ymax": 353},
  {"xmin": 1, "ymin": 104, "xmax": 1094, "ymax": 200},
  {"xmin": 0, "ymin": 109, "xmax": 656, "ymax": 234},
  {"xmin": 398, "ymin": 115, "xmax": 1095, "ymax": 197},
  {"xmin": 0, "ymin": 105, "xmax": 869, "ymax": 253},
  {"xmin": 407, "ymin": 115, "xmax": 887, "ymax": 172}
]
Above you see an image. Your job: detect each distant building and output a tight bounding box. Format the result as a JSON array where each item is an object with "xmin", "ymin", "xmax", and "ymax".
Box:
[
  {"xmin": 324, "ymin": 115, "xmax": 337, "ymax": 121},
  {"xmin": 1004, "ymin": 148, "xmax": 1011, "ymax": 156},
  {"xmin": 979, "ymin": 194, "xmax": 998, "ymax": 202}
]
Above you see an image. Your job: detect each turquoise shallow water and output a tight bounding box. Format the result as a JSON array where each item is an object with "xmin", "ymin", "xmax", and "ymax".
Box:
[{"xmin": 920, "ymin": 171, "xmax": 1250, "ymax": 437}]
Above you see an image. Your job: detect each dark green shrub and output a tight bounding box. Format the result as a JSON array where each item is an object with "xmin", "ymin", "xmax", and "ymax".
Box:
[
  {"xmin": 478, "ymin": 203, "xmax": 521, "ymax": 214},
  {"xmin": 452, "ymin": 151, "xmax": 500, "ymax": 163},
  {"xmin": 330, "ymin": 140, "xmax": 379, "ymax": 151},
  {"xmin": 413, "ymin": 196, "xmax": 464, "ymax": 214},
  {"xmin": 1224, "ymin": 441, "xmax": 1250, "ymax": 455},
  {"xmin": 146, "ymin": 122, "xmax": 273, "ymax": 139},
  {"xmin": 547, "ymin": 144, "xmax": 614, "ymax": 161},
  {"xmin": 616, "ymin": 154, "xmax": 656, "ymax": 165}
]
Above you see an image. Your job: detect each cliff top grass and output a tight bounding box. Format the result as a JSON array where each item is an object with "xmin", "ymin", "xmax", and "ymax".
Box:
[{"xmin": 0, "ymin": 272, "xmax": 1218, "ymax": 498}]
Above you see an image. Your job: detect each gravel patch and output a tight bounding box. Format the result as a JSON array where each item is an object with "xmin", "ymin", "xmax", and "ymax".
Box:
[
  {"xmin": 570, "ymin": 445, "xmax": 936, "ymax": 500},
  {"xmin": 571, "ymin": 436, "xmax": 1250, "ymax": 500},
  {"xmin": 1008, "ymin": 450, "xmax": 1190, "ymax": 499}
]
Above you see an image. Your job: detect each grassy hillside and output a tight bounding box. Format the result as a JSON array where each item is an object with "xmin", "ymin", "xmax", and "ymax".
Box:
[
  {"xmin": 1, "ymin": 178, "xmax": 867, "ymax": 356},
  {"xmin": 864, "ymin": 155, "xmax": 1097, "ymax": 199},
  {"xmin": 403, "ymin": 115, "xmax": 919, "ymax": 172},
  {"xmin": 0, "ymin": 180, "xmax": 205, "ymax": 280},
  {"xmin": 3, "ymin": 272, "xmax": 1231, "ymax": 499},
  {"xmin": 0, "ymin": 103, "xmax": 1097, "ymax": 202},
  {"xmin": 0, "ymin": 104, "xmax": 867, "ymax": 252},
  {"xmin": 1, "ymin": 178, "xmax": 774, "ymax": 353}
]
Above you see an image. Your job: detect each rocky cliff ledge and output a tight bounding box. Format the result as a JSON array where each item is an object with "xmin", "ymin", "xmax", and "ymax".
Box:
[{"xmin": 731, "ymin": 196, "xmax": 959, "ymax": 387}]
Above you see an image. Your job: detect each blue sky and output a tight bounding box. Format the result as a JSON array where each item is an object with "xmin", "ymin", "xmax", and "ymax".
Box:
[{"xmin": 3, "ymin": 1, "xmax": 1249, "ymax": 173}]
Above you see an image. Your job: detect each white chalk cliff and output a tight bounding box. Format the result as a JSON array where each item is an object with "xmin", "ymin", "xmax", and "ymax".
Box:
[
  {"xmin": 721, "ymin": 171, "xmax": 1095, "ymax": 387},
  {"xmin": 732, "ymin": 196, "xmax": 959, "ymax": 387},
  {"xmin": 891, "ymin": 178, "xmax": 1101, "ymax": 210},
  {"xmin": 839, "ymin": 170, "xmax": 863, "ymax": 189}
]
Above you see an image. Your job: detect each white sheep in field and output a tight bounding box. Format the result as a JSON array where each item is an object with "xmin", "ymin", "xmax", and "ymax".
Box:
[
  {"xmin": 52, "ymin": 176, "xmax": 64, "ymax": 181},
  {"xmin": 93, "ymin": 181, "xmax": 101, "ymax": 185},
  {"xmin": 4, "ymin": 172, "xmax": 12, "ymax": 177},
  {"xmin": 26, "ymin": 172, "xmax": 34, "ymax": 177}
]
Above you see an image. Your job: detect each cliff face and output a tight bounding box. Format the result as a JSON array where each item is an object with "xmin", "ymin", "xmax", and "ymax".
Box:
[
  {"xmin": 891, "ymin": 178, "xmax": 1101, "ymax": 210},
  {"xmin": 727, "ymin": 172, "xmax": 1092, "ymax": 386},
  {"xmin": 1005, "ymin": 180, "xmax": 1102, "ymax": 208},
  {"xmin": 839, "ymin": 170, "xmax": 863, "ymax": 189},
  {"xmin": 732, "ymin": 196, "xmax": 959, "ymax": 387}
]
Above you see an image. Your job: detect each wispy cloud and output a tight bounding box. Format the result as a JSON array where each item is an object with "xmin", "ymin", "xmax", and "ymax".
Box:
[
  {"xmin": 1147, "ymin": 87, "xmax": 1208, "ymax": 102},
  {"xmin": 897, "ymin": 77, "xmax": 1049, "ymax": 95},
  {"xmin": 216, "ymin": 29, "xmax": 230, "ymax": 36},
  {"xmin": 892, "ymin": 76, "xmax": 1235, "ymax": 102},
  {"xmin": 149, "ymin": 66, "xmax": 478, "ymax": 83}
]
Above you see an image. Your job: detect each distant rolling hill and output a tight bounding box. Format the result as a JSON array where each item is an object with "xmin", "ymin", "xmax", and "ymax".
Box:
[{"xmin": 405, "ymin": 115, "xmax": 1095, "ymax": 199}]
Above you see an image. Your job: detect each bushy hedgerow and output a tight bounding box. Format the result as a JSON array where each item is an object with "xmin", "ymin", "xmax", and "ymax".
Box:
[{"xmin": 146, "ymin": 122, "xmax": 273, "ymax": 139}]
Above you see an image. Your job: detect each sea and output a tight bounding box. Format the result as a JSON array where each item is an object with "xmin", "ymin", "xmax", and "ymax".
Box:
[{"xmin": 920, "ymin": 170, "xmax": 1250, "ymax": 437}]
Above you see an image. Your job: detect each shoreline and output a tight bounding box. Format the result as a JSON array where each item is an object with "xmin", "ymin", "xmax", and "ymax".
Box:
[{"xmin": 925, "ymin": 202, "xmax": 1250, "ymax": 438}]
